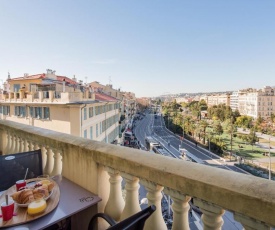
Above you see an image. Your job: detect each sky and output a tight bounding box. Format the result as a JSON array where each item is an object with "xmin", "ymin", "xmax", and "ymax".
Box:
[{"xmin": 1, "ymin": 1, "xmax": 275, "ymax": 98}]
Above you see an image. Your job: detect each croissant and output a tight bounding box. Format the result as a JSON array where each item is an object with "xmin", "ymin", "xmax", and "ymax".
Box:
[
  {"xmin": 10, "ymin": 191, "xmax": 21, "ymax": 203},
  {"xmin": 18, "ymin": 189, "xmax": 34, "ymax": 204}
]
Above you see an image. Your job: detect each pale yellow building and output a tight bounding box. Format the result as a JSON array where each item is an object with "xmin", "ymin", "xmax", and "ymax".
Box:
[
  {"xmin": 206, "ymin": 93, "xmax": 230, "ymax": 107},
  {"xmin": 0, "ymin": 70, "xmax": 121, "ymax": 144},
  {"xmin": 238, "ymin": 86, "xmax": 275, "ymax": 119}
]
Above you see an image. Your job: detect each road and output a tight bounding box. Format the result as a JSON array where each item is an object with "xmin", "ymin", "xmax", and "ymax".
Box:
[{"xmin": 133, "ymin": 112, "xmax": 244, "ymax": 230}]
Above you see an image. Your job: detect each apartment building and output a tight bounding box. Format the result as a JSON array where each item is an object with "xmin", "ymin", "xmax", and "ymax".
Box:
[
  {"xmin": 238, "ymin": 86, "xmax": 275, "ymax": 119},
  {"xmin": 230, "ymin": 91, "xmax": 239, "ymax": 111},
  {"xmin": 0, "ymin": 70, "xmax": 121, "ymax": 144},
  {"xmin": 206, "ymin": 93, "xmax": 230, "ymax": 107}
]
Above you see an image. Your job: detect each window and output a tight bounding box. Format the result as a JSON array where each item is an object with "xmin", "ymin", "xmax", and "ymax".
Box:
[
  {"xmin": 96, "ymin": 124, "xmax": 98, "ymax": 137},
  {"xmin": 83, "ymin": 108, "xmax": 87, "ymax": 120},
  {"xmin": 90, "ymin": 126, "xmax": 93, "ymax": 139},
  {"xmin": 35, "ymin": 107, "xmax": 42, "ymax": 118},
  {"xmin": 13, "ymin": 84, "xmax": 20, "ymax": 92},
  {"xmin": 29, "ymin": 107, "xmax": 50, "ymax": 119},
  {"xmin": 84, "ymin": 129, "xmax": 87, "ymax": 138},
  {"xmin": 3, "ymin": 106, "xmax": 10, "ymax": 115},
  {"xmin": 14, "ymin": 106, "xmax": 26, "ymax": 117},
  {"xmin": 89, "ymin": 107, "xmax": 94, "ymax": 118},
  {"xmin": 0, "ymin": 106, "xmax": 2, "ymax": 114}
]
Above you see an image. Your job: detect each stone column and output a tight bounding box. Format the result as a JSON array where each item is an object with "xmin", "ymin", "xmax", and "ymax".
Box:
[
  {"xmin": 51, "ymin": 150, "xmax": 63, "ymax": 176},
  {"xmin": 120, "ymin": 173, "xmax": 141, "ymax": 220},
  {"xmin": 194, "ymin": 199, "xmax": 225, "ymax": 230},
  {"xmin": 164, "ymin": 188, "xmax": 191, "ymax": 230},
  {"xmin": 141, "ymin": 180, "xmax": 167, "ymax": 230},
  {"xmin": 104, "ymin": 168, "xmax": 125, "ymax": 221},
  {"xmin": 44, "ymin": 147, "xmax": 54, "ymax": 175}
]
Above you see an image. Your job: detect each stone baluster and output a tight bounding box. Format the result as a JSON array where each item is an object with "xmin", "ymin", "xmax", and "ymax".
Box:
[
  {"xmin": 164, "ymin": 188, "xmax": 191, "ymax": 230},
  {"xmin": 120, "ymin": 173, "xmax": 141, "ymax": 220},
  {"xmin": 41, "ymin": 146, "xmax": 47, "ymax": 171},
  {"xmin": 22, "ymin": 139, "xmax": 28, "ymax": 152},
  {"xmin": 234, "ymin": 213, "xmax": 271, "ymax": 230},
  {"xmin": 104, "ymin": 168, "xmax": 125, "ymax": 221},
  {"xmin": 141, "ymin": 180, "xmax": 167, "ymax": 230},
  {"xmin": 17, "ymin": 137, "xmax": 23, "ymax": 153},
  {"xmin": 12, "ymin": 134, "xmax": 18, "ymax": 153},
  {"xmin": 33, "ymin": 143, "xmax": 40, "ymax": 150},
  {"xmin": 51, "ymin": 150, "xmax": 63, "ymax": 176},
  {"xmin": 194, "ymin": 198, "xmax": 225, "ymax": 230},
  {"xmin": 43, "ymin": 147, "xmax": 54, "ymax": 175},
  {"xmin": 28, "ymin": 141, "xmax": 34, "ymax": 151},
  {"xmin": 4, "ymin": 131, "xmax": 11, "ymax": 154}
]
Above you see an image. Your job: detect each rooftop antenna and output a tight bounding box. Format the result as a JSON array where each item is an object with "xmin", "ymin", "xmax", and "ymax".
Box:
[
  {"xmin": 85, "ymin": 76, "xmax": 87, "ymax": 84},
  {"xmin": 109, "ymin": 76, "xmax": 112, "ymax": 85}
]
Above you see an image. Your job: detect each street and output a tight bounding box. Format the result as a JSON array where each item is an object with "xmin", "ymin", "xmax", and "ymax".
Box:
[{"xmin": 132, "ymin": 111, "xmax": 245, "ymax": 229}]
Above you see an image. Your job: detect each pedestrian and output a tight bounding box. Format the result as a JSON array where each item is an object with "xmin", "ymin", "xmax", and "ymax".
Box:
[
  {"xmin": 189, "ymin": 208, "xmax": 193, "ymax": 217},
  {"xmin": 195, "ymin": 141, "xmax": 197, "ymax": 147}
]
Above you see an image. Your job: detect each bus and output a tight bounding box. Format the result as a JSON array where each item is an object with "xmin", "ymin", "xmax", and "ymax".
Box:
[{"xmin": 145, "ymin": 136, "xmax": 160, "ymax": 151}]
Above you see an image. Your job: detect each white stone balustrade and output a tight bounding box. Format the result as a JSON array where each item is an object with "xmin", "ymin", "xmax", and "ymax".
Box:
[
  {"xmin": 141, "ymin": 180, "xmax": 167, "ymax": 230},
  {"xmin": 104, "ymin": 168, "xmax": 125, "ymax": 221},
  {"xmin": 1, "ymin": 120, "xmax": 275, "ymax": 230},
  {"xmin": 164, "ymin": 188, "xmax": 191, "ymax": 230},
  {"xmin": 194, "ymin": 198, "xmax": 225, "ymax": 230},
  {"xmin": 120, "ymin": 173, "xmax": 141, "ymax": 220}
]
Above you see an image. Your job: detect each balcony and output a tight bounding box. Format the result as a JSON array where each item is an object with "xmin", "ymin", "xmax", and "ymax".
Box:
[
  {"xmin": 0, "ymin": 91, "xmax": 85, "ymax": 103},
  {"xmin": 0, "ymin": 120, "xmax": 275, "ymax": 230}
]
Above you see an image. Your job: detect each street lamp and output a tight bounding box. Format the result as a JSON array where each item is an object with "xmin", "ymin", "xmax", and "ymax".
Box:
[{"xmin": 269, "ymin": 136, "xmax": 271, "ymax": 180}]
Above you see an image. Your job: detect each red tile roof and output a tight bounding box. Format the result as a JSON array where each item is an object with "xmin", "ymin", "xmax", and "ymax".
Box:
[
  {"xmin": 10, "ymin": 73, "xmax": 78, "ymax": 85},
  {"xmin": 95, "ymin": 92, "xmax": 118, "ymax": 102},
  {"xmin": 56, "ymin": 76, "xmax": 77, "ymax": 85},
  {"xmin": 11, "ymin": 73, "xmax": 45, "ymax": 80}
]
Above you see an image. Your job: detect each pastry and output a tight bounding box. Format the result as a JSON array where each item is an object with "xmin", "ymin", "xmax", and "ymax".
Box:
[{"xmin": 18, "ymin": 189, "xmax": 34, "ymax": 204}]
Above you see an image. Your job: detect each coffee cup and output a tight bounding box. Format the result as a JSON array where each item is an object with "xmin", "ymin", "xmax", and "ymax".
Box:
[
  {"xmin": 1, "ymin": 200, "xmax": 14, "ymax": 221},
  {"xmin": 16, "ymin": 180, "xmax": 26, "ymax": 191}
]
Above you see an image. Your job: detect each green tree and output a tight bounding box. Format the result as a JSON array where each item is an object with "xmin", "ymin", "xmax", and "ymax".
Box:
[
  {"xmin": 213, "ymin": 121, "xmax": 223, "ymax": 136},
  {"xmin": 198, "ymin": 120, "xmax": 209, "ymax": 144},
  {"xmin": 235, "ymin": 115, "xmax": 253, "ymax": 129},
  {"xmin": 246, "ymin": 128, "xmax": 259, "ymax": 151}
]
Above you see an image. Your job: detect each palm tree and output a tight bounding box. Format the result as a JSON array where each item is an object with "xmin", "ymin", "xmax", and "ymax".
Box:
[{"xmin": 199, "ymin": 120, "xmax": 209, "ymax": 144}]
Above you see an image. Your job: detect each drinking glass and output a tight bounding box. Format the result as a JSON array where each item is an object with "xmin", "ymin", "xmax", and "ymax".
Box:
[
  {"xmin": 1, "ymin": 200, "xmax": 14, "ymax": 221},
  {"xmin": 15, "ymin": 180, "xmax": 26, "ymax": 191}
]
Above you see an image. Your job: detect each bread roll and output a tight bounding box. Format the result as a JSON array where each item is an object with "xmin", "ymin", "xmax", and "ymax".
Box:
[
  {"xmin": 47, "ymin": 182, "xmax": 54, "ymax": 192},
  {"xmin": 34, "ymin": 184, "xmax": 49, "ymax": 197}
]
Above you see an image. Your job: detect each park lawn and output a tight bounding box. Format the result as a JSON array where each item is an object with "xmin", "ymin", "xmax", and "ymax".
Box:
[{"xmin": 218, "ymin": 133, "xmax": 270, "ymax": 159}]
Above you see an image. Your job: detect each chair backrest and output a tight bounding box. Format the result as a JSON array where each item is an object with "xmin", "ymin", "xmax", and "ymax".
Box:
[
  {"xmin": 109, "ymin": 205, "xmax": 156, "ymax": 230},
  {"xmin": 88, "ymin": 205, "xmax": 156, "ymax": 230},
  {"xmin": 0, "ymin": 149, "xmax": 43, "ymax": 191}
]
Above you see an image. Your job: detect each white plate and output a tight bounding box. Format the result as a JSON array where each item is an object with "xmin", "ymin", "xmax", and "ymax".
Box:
[{"xmin": 15, "ymin": 190, "xmax": 54, "ymax": 208}]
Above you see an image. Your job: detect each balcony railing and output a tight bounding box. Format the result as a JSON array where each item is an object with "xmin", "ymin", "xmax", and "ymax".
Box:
[
  {"xmin": 0, "ymin": 91, "xmax": 85, "ymax": 103},
  {"xmin": 0, "ymin": 120, "xmax": 275, "ymax": 230}
]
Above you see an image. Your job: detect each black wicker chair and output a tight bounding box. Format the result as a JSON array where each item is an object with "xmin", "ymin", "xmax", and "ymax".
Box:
[
  {"xmin": 88, "ymin": 205, "xmax": 156, "ymax": 230},
  {"xmin": 0, "ymin": 149, "xmax": 43, "ymax": 191}
]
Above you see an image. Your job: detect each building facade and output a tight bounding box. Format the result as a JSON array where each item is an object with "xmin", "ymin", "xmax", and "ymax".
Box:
[
  {"xmin": 238, "ymin": 86, "xmax": 275, "ymax": 119},
  {"xmin": 0, "ymin": 70, "xmax": 121, "ymax": 144}
]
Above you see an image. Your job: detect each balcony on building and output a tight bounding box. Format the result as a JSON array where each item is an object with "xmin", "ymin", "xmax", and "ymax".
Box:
[{"xmin": 0, "ymin": 120, "xmax": 275, "ymax": 230}]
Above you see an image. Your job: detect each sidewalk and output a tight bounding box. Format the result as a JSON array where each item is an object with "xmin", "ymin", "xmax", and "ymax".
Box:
[{"xmin": 237, "ymin": 128, "xmax": 275, "ymax": 151}]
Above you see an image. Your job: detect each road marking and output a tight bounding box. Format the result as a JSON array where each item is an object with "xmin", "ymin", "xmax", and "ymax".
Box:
[{"xmin": 192, "ymin": 211, "xmax": 203, "ymax": 230}]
